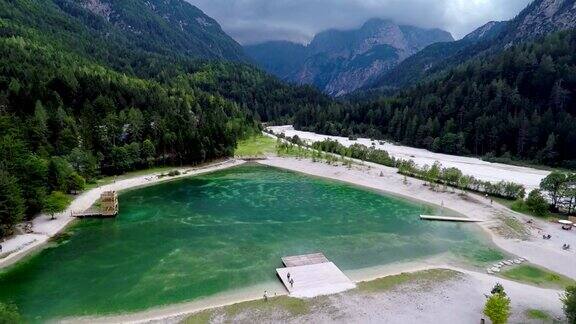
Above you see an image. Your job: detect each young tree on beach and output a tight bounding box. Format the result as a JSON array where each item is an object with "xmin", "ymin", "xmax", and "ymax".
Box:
[
  {"xmin": 0, "ymin": 170, "xmax": 25, "ymax": 237},
  {"xmin": 526, "ymin": 189, "xmax": 549, "ymax": 217},
  {"xmin": 562, "ymin": 285, "xmax": 576, "ymax": 323},
  {"xmin": 426, "ymin": 162, "xmax": 442, "ymax": 190},
  {"xmin": 540, "ymin": 172, "xmax": 568, "ymax": 210},
  {"xmin": 43, "ymin": 191, "xmax": 70, "ymax": 220},
  {"xmin": 484, "ymin": 284, "xmax": 511, "ymax": 324},
  {"xmin": 484, "ymin": 293, "xmax": 511, "ymax": 324}
]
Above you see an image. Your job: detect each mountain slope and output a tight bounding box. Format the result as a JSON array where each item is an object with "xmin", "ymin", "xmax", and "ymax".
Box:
[
  {"xmin": 75, "ymin": 0, "xmax": 248, "ymax": 61},
  {"xmin": 366, "ymin": 0, "xmax": 576, "ymax": 92},
  {"xmin": 1, "ymin": 0, "xmax": 248, "ymax": 69},
  {"xmin": 503, "ymin": 0, "xmax": 576, "ymax": 42},
  {"xmin": 244, "ymin": 41, "xmax": 308, "ymax": 80},
  {"xmin": 0, "ymin": 0, "xmax": 336, "ymax": 234},
  {"xmin": 364, "ymin": 21, "xmax": 507, "ymax": 92},
  {"xmin": 295, "ymin": 28, "xmax": 576, "ymax": 168},
  {"xmin": 245, "ymin": 19, "xmax": 453, "ymax": 96}
]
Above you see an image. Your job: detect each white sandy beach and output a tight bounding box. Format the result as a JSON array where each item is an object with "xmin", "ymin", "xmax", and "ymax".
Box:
[
  {"xmin": 0, "ymin": 159, "xmax": 245, "ymax": 269},
  {"xmin": 268, "ymin": 125, "xmax": 551, "ymax": 191},
  {"xmin": 70, "ymin": 265, "xmax": 566, "ymax": 324}
]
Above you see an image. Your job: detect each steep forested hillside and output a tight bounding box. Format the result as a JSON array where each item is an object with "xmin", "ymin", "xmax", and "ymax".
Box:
[
  {"xmin": 0, "ymin": 0, "xmax": 249, "ymax": 73},
  {"xmin": 295, "ymin": 30, "xmax": 576, "ymax": 168},
  {"xmin": 0, "ymin": 0, "xmax": 332, "ymax": 236}
]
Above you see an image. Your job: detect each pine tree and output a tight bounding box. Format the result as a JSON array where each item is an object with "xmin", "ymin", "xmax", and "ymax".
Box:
[{"xmin": 0, "ymin": 170, "xmax": 25, "ymax": 237}]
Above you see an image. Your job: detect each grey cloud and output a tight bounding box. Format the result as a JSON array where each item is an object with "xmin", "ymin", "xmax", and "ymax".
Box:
[{"xmin": 186, "ymin": 0, "xmax": 532, "ymax": 44}]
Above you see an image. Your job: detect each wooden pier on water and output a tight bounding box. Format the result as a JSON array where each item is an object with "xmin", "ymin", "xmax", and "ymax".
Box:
[
  {"xmin": 276, "ymin": 253, "xmax": 356, "ymax": 298},
  {"xmin": 72, "ymin": 191, "xmax": 119, "ymax": 218},
  {"xmin": 420, "ymin": 215, "xmax": 483, "ymax": 223},
  {"xmin": 240, "ymin": 157, "xmax": 268, "ymax": 161}
]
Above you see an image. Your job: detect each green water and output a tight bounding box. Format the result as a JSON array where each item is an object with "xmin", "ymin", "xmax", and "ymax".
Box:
[{"xmin": 0, "ymin": 165, "xmax": 503, "ymax": 321}]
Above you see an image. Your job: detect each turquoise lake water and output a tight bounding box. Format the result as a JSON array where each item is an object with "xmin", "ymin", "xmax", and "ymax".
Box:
[{"xmin": 0, "ymin": 164, "xmax": 503, "ymax": 321}]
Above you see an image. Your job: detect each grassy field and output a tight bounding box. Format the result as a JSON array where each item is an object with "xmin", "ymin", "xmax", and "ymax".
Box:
[
  {"xmin": 500, "ymin": 265, "xmax": 575, "ymax": 289},
  {"xmin": 356, "ymin": 269, "xmax": 459, "ymax": 293},
  {"xmin": 493, "ymin": 196, "xmax": 564, "ymax": 221},
  {"xmin": 526, "ymin": 309, "xmax": 553, "ymax": 321},
  {"xmin": 183, "ymin": 296, "xmax": 312, "ymax": 324},
  {"xmin": 234, "ymin": 134, "xmax": 277, "ymax": 157}
]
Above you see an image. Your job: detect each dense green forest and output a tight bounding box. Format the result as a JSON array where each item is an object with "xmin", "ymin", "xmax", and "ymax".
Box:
[
  {"xmin": 0, "ymin": 0, "xmax": 333, "ymax": 237},
  {"xmin": 295, "ymin": 30, "xmax": 576, "ymax": 168},
  {"xmin": 0, "ymin": 33, "xmax": 253, "ymax": 235}
]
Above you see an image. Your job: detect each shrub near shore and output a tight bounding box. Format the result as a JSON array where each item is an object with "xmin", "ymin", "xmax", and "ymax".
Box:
[
  {"xmin": 277, "ymin": 134, "xmax": 576, "ymax": 219},
  {"xmin": 308, "ymin": 138, "xmax": 527, "ymax": 200}
]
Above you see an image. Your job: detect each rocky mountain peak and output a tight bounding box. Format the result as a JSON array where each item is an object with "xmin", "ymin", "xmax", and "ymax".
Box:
[
  {"xmin": 246, "ymin": 19, "xmax": 453, "ymax": 96},
  {"xmin": 71, "ymin": 0, "xmax": 247, "ymax": 61},
  {"xmin": 356, "ymin": 19, "xmax": 408, "ymax": 55},
  {"xmin": 506, "ymin": 0, "xmax": 576, "ymax": 41},
  {"xmin": 462, "ymin": 21, "xmax": 507, "ymax": 42},
  {"xmin": 81, "ymin": 0, "xmax": 112, "ymax": 20}
]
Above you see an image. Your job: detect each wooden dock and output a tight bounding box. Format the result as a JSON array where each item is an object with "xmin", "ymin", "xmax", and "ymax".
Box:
[
  {"xmin": 72, "ymin": 208, "xmax": 108, "ymax": 218},
  {"xmin": 420, "ymin": 215, "xmax": 483, "ymax": 223},
  {"xmin": 282, "ymin": 253, "xmax": 329, "ymax": 267},
  {"xmin": 276, "ymin": 253, "xmax": 356, "ymax": 298},
  {"xmin": 72, "ymin": 191, "xmax": 119, "ymax": 218}
]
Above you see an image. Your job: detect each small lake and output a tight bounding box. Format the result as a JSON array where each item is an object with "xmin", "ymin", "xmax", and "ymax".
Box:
[{"xmin": 0, "ymin": 164, "xmax": 503, "ymax": 321}]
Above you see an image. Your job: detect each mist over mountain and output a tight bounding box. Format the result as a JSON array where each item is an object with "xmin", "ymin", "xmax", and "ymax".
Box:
[{"xmin": 245, "ymin": 19, "xmax": 453, "ymax": 96}]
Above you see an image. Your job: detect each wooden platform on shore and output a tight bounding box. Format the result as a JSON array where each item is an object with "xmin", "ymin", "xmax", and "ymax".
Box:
[
  {"xmin": 72, "ymin": 209, "xmax": 117, "ymax": 218},
  {"xmin": 420, "ymin": 215, "xmax": 483, "ymax": 222},
  {"xmin": 276, "ymin": 253, "xmax": 356, "ymax": 298},
  {"xmin": 282, "ymin": 253, "xmax": 329, "ymax": 267},
  {"xmin": 72, "ymin": 191, "xmax": 119, "ymax": 218}
]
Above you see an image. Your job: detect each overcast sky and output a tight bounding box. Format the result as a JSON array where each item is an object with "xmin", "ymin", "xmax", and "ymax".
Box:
[{"xmin": 186, "ymin": 0, "xmax": 533, "ymax": 45}]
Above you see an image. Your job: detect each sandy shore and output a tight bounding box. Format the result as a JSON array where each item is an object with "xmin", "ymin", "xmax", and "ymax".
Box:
[
  {"xmin": 62, "ymin": 281, "xmax": 287, "ymax": 324},
  {"xmin": 69, "ymin": 264, "xmax": 566, "ymax": 324},
  {"xmin": 0, "ymin": 159, "xmax": 245, "ymax": 269},
  {"xmin": 268, "ymin": 125, "xmax": 550, "ymax": 191},
  {"xmin": 240, "ymin": 266, "xmax": 563, "ymax": 324},
  {"xmin": 261, "ymin": 156, "xmax": 576, "ymax": 279}
]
